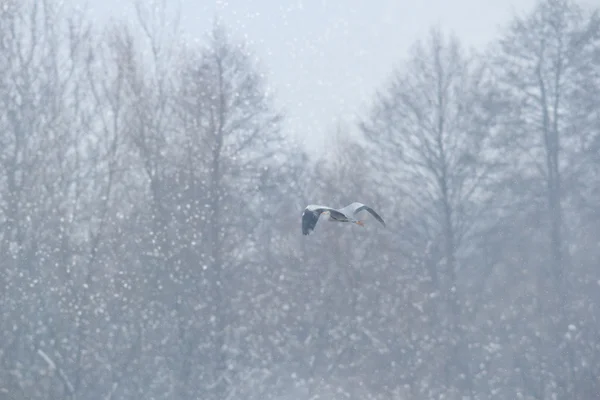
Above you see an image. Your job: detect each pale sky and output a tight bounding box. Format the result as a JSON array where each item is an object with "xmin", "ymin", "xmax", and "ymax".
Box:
[{"xmin": 85, "ymin": 0, "xmax": 538, "ymax": 154}]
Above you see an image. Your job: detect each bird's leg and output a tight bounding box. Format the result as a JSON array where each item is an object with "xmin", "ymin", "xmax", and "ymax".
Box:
[{"xmin": 354, "ymin": 220, "xmax": 365, "ymax": 227}]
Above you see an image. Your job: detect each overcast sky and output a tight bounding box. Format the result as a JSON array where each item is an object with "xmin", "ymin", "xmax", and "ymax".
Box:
[{"xmin": 88, "ymin": 0, "xmax": 538, "ymax": 154}]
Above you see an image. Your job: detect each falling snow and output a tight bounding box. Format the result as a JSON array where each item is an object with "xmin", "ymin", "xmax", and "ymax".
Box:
[{"xmin": 0, "ymin": 0, "xmax": 599, "ymax": 399}]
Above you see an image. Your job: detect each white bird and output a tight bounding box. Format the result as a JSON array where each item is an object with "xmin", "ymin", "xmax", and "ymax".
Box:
[{"xmin": 301, "ymin": 202, "xmax": 386, "ymax": 235}]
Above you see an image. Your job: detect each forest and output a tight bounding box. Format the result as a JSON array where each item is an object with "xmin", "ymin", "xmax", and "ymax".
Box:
[{"xmin": 0, "ymin": 0, "xmax": 599, "ymax": 399}]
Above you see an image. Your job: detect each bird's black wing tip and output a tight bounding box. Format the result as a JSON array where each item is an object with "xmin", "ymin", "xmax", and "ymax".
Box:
[{"xmin": 301, "ymin": 210, "xmax": 319, "ymax": 235}]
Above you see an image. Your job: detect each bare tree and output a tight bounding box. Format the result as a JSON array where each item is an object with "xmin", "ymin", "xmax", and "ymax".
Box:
[
  {"xmin": 115, "ymin": 2, "xmax": 196, "ymax": 397},
  {"xmin": 121, "ymin": 15, "xmax": 289, "ymax": 398},
  {"xmin": 60, "ymin": 20, "xmax": 148, "ymax": 399},
  {"xmin": 489, "ymin": 0, "xmax": 600, "ymax": 397},
  {"xmin": 0, "ymin": 1, "xmax": 93, "ymax": 398},
  {"xmin": 360, "ymin": 26, "xmax": 504, "ymax": 395},
  {"xmin": 491, "ymin": 0, "xmax": 600, "ymax": 291},
  {"xmin": 170, "ymin": 21, "xmax": 285, "ymax": 399}
]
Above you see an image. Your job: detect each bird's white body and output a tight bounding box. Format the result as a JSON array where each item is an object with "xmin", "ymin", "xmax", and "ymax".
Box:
[{"xmin": 301, "ymin": 202, "xmax": 386, "ymax": 235}]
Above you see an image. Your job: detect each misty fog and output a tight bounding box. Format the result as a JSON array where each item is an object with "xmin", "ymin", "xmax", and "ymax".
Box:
[{"xmin": 0, "ymin": 0, "xmax": 599, "ymax": 399}]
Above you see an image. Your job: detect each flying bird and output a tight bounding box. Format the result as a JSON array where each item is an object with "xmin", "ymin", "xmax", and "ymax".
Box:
[{"xmin": 301, "ymin": 202, "xmax": 386, "ymax": 235}]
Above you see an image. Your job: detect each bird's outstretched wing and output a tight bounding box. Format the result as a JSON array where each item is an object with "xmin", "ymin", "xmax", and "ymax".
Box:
[
  {"xmin": 301, "ymin": 205, "xmax": 345, "ymax": 235},
  {"xmin": 339, "ymin": 202, "xmax": 386, "ymax": 227}
]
